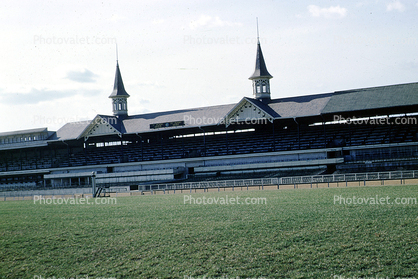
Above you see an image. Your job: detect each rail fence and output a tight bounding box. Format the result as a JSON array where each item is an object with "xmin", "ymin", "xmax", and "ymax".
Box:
[
  {"xmin": 149, "ymin": 178, "xmax": 279, "ymax": 191},
  {"xmin": 1, "ymin": 170, "xmax": 417, "ymax": 200},
  {"xmin": 149, "ymin": 170, "xmax": 418, "ymax": 192},
  {"xmin": 278, "ymin": 170, "xmax": 418, "ymax": 185}
]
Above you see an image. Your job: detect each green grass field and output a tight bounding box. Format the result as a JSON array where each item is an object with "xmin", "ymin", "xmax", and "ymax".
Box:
[{"xmin": 0, "ymin": 185, "xmax": 417, "ymax": 278}]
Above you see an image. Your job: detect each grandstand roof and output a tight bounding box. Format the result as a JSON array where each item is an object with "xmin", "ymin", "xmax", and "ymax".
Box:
[
  {"xmin": 268, "ymin": 93, "xmax": 333, "ymax": 118},
  {"xmin": 321, "ymin": 82, "xmax": 418, "ymax": 114},
  {"xmin": 51, "ymin": 104, "xmax": 235, "ymax": 141},
  {"xmin": 52, "ymin": 121, "xmax": 90, "ymax": 141},
  {"xmin": 47, "ymin": 81, "xmax": 418, "ymax": 142},
  {"xmin": 0, "ymin": 127, "xmax": 49, "ymax": 138},
  {"xmin": 3, "ymin": 81, "xmax": 415, "ymax": 144}
]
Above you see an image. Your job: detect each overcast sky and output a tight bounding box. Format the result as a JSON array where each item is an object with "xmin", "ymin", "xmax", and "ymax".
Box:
[{"xmin": 1, "ymin": 0, "xmax": 417, "ymax": 133}]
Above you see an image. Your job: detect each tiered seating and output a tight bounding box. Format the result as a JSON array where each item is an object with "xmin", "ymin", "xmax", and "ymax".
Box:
[{"xmin": 0, "ymin": 122, "xmax": 417, "ymax": 171}]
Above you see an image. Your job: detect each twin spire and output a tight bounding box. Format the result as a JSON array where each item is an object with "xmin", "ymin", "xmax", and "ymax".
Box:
[
  {"xmin": 109, "ymin": 60, "xmax": 130, "ymax": 117},
  {"xmin": 249, "ymin": 19, "xmax": 273, "ymax": 103},
  {"xmin": 249, "ymin": 42, "xmax": 273, "ymax": 80},
  {"xmin": 109, "ymin": 61, "xmax": 130, "ymax": 98},
  {"xmin": 107, "ymin": 20, "xmax": 272, "ymax": 117}
]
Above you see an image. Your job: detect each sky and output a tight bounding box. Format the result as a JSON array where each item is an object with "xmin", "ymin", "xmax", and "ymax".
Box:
[{"xmin": 0, "ymin": 0, "xmax": 417, "ymax": 133}]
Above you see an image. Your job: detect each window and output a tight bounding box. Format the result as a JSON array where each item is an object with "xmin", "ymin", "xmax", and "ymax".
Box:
[{"xmin": 263, "ymin": 85, "xmax": 267, "ymax": 92}]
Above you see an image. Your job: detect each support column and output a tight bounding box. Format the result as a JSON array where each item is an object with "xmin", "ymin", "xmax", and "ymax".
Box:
[
  {"xmin": 120, "ymin": 137, "xmax": 124, "ymax": 163},
  {"xmin": 161, "ymin": 134, "xmax": 164, "ymax": 159},
  {"xmin": 92, "ymin": 172, "xmax": 97, "ymax": 198},
  {"xmin": 272, "ymin": 120, "xmax": 275, "ymax": 152},
  {"xmin": 225, "ymin": 126, "xmax": 229, "ymax": 155}
]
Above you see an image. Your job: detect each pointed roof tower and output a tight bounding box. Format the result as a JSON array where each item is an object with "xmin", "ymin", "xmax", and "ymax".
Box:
[
  {"xmin": 249, "ymin": 42, "xmax": 273, "ymax": 80},
  {"xmin": 249, "ymin": 19, "xmax": 273, "ymax": 103},
  {"xmin": 109, "ymin": 59, "xmax": 130, "ymax": 117},
  {"xmin": 109, "ymin": 61, "xmax": 130, "ymax": 98}
]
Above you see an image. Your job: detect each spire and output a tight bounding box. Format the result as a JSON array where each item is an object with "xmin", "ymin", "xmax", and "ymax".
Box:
[
  {"xmin": 249, "ymin": 41, "xmax": 272, "ymax": 80},
  {"xmin": 109, "ymin": 61, "xmax": 130, "ymax": 98},
  {"xmin": 109, "ymin": 59, "xmax": 130, "ymax": 117},
  {"xmin": 249, "ymin": 19, "xmax": 273, "ymax": 103}
]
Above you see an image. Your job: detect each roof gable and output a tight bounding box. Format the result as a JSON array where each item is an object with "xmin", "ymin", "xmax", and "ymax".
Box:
[
  {"xmin": 78, "ymin": 115, "xmax": 122, "ymax": 140},
  {"xmin": 221, "ymin": 97, "xmax": 276, "ymax": 127}
]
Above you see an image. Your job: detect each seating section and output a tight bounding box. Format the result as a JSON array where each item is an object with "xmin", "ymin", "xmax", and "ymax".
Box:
[
  {"xmin": 0, "ymin": 123, "xmax": 417, "ymax": 173},
  {"xmin": 336, "ymin": 159, "xmax": 418, "ymax": 173}
]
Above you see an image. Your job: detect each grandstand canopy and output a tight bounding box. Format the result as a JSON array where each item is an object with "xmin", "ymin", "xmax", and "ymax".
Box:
[
  {"xmin": 42, "ymin": 81, "xmax": 418, "ymax": 142},
  {"xmin": 1, "ymin": 82, "xmax": 417, "ymax": 145}
]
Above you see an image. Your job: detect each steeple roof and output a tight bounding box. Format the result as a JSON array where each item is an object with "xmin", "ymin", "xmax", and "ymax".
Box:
[
  {"xmin": 249, "ymin": 41, "xmax": 273, "ymax": 80},
  {"xmin": 109, "ymin": 61, "xmax": 130, "ymax": 98}
]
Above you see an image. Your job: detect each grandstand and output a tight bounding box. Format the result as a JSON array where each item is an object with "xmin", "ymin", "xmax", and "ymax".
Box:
[{"xmin": 1, "ymin": 39, "xmax": 418, "ymax": 192}]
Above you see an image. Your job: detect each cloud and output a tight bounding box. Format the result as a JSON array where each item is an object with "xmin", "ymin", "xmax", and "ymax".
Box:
[
  {"xmin": 401, "ymin": 61, "xmax": 418, "ymax": 70},
  {"xmin": 109, "ymin": 14, "xmax": 125, "ymax": 23},
  {"xmin": 387, "ymin": 1, "xmax": 406, "ymax": 11},
  {"xmin": 189, "ymin": 15, "xmax": 241, "ymax": 30},
  {"xmin": 0, "ymin": 88, "xmax": 100, "ymax": 105},
  {"xmin": 65, "ymin": 69, "xmax": 98, "ymax": 83},
  {"xmin": 139, "ymin": 99, "xmax": 150, "ymax": 104},
  {"xmin": 137, "ymin": 81, "xmax": 164, "ymax": 88},
  {"xmin": 152, "ymin": 19, "xmax": 165, "ymax": 25},
  {"xmin": 308, "ymin": 5, "xmax": 347, "ymax": 18}
]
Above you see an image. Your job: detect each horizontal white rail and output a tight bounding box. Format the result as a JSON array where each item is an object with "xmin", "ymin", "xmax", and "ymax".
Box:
[
  {"xmin": 279, "ymin": 170, "xmax": 418, "ymax": 185},
  {"xmin": 148, "ymin": 170, "xmax": 418, "ymax": 191}
]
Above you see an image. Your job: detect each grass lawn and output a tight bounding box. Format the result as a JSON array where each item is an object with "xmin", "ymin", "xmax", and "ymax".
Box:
[{"xmin": 0, "ymin": 185, "xmax": 417, "ymax": 278}]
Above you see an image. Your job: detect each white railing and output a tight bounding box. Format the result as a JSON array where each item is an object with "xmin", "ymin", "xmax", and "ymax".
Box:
[
  {"xmin": 149, "ymin": 178, "xmax": 279, "ymax": 191},
  {"xmin": 1, "ymin": 170, "xmax": 417, "ymax": 200},
  {"xmin": 279, "ymin": 170, "xmax": 418, "ymax": 185},
  {"xmin": 147, "ymin": 170, "xmax": 418, "ymax": 191}
]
